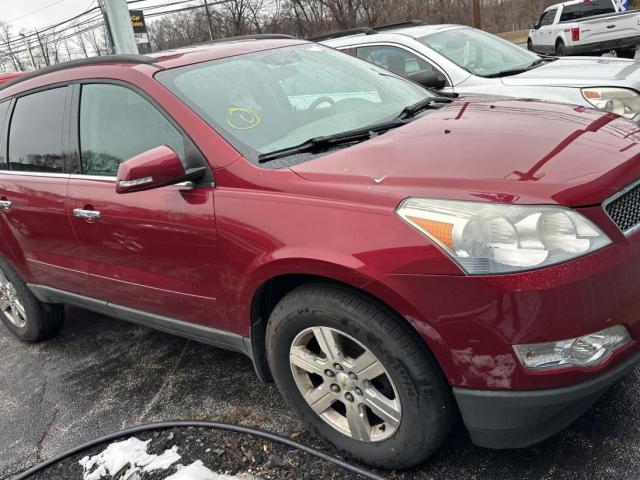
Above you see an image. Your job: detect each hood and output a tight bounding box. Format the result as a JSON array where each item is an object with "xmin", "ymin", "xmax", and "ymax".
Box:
[
  {"xmin": 501, "ymin": 57, "xmax": 640, "ymax": 88},
  {"xmin": 290, "ymin": 96, "xmax": 640, "ymax": 207}
]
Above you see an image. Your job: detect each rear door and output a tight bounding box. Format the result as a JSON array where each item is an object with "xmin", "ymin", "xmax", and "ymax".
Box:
[
  {"xmin": 66, "ymin": 81, "xmax": 224, "ymax": 329},
  {"xmin": 0, "ymin": 86, "xmax": 88, "ymax": 293}
]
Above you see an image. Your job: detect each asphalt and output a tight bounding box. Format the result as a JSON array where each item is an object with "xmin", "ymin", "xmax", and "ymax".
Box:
[{"xmin": 2, "ymin": 307, "xmax": 640, "ymax": 480}]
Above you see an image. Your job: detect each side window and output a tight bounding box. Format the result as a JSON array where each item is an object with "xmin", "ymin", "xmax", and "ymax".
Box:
[
  {"xmin": 540, "ymin": 9, "xmax": 557, "ymax": 27},
  {"xmin": 79, "ymin": 84, "xmax": 185, "ymax": 176},
  {"xmin": 8, "ymin": 87, "xmax": 67, "ymax": 173},
  {"xmin": 356, "ymin": 45, "xmax": 448, "ymax": 85}
]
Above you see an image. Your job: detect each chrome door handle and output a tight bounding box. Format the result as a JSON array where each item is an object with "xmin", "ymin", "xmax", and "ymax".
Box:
[
  {"xmin": 73, "ymin": 208, "xmax": 100, "ymax": 220},
  {"xmin": 0, "ymin": 200, "xmax": 12, "ymax": 211}
]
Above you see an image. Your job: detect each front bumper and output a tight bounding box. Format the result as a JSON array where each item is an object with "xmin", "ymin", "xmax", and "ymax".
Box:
[{"xmin": 454, "ymin": 348, "xmax": 640, "ymax": 448}]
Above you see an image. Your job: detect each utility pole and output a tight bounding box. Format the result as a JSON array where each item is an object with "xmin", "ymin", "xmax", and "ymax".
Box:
[
  {"xmin": 35, "ymin": 30, "xmax": 50, "ymax": 66},
  {"xmin": 97, "ymin": 0, "xmax": 115, "ymax": 54},
  {"xmin": 472, "ymin": 0, "xmax": 482, "ymax": 30},
  {"xmin": 102, "ymin": 0, "xmax": 138, "ymax": 54},
  {"xmin": 20, "ymin": 33, "xmax": 36, "ymax": 70},
  {"xmin": 203, "ymin": 0, "xmax": 214, "ymax": 42}
]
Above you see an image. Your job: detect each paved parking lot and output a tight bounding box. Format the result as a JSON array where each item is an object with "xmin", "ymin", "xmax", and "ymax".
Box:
[{"xmin": 2, "ymin": 307, "xmax": 640, "ymax": 480}]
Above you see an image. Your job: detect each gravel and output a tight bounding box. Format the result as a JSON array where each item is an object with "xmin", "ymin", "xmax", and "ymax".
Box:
[{"xmin": 30, "ymin": 427, "xmax": 369, "ymax": 480}]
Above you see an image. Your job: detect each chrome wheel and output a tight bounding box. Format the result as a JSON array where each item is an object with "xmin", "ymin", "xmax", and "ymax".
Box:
[
  {"xmin": 0, "ymin": 269, "xmax": 26, "ymax": 328},
  {"xmin": 289, "ymin": 326, "xmax": 401, "ymax": 442}
]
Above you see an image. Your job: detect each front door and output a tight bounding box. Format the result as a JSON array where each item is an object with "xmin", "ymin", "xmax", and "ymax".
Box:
[
  {"xmin": 536, "ymin": 8, "xmax": 558, "ymax": 53},
  {"xmin": 67, "ymin": 82, "xmax": 223, "ymax": 329}
]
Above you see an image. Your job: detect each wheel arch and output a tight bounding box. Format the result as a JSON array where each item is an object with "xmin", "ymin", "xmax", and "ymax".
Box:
[{"xmin": 248, "ymin": 271, "xmax": 448, "ymax": 387}]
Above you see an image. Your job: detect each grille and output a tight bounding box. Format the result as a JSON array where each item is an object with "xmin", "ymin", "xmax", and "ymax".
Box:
[{"xmin": 605, "ymin": 183, "xmax": 640, "ymax": 234}]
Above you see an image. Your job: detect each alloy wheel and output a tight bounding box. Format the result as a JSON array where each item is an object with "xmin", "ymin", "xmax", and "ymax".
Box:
[
  {"xmin": 0, "ymin": 269, "xmax": 27, "ymax": 328},
  {"xmin": 289, "ymin": 326, "xmax": 401, "ymax": 442}
]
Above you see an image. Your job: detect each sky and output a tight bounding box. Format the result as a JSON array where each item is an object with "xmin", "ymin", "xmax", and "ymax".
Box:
[{"xmin": 0, "ymin": 0, "xmax": 198, "ymax": 32}]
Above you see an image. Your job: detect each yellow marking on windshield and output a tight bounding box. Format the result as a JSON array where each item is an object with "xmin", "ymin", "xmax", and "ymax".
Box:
[{"xmin": 227, "ymin": 107, "xmax": 262, "ymax": 130}]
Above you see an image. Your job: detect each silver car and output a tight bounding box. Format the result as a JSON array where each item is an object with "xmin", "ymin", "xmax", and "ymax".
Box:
[{"xmin": 321, "ymin": 22, "xmax": 640, "ymax": 121}]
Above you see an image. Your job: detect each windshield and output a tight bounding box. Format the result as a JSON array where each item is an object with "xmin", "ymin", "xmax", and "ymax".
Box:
[
  {"xmin": 418, "ymin": 28, "xmax": 540, "ymax": 78},
  {"xmin": 157, "ymin": 44, "xmax": 429, "ymax": 165}
]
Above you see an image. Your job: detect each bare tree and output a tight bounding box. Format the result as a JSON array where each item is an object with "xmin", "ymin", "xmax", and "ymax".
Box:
[
  {"xmin": 83, "ymin": 26, "xmax": 106, "ymax": 56},
  {"xmin": 141, "ymin": 0, "xmax": 576, "ymax": 52},
  {"xmin": 0, "ymin": 22, "xmax": 24, "ymax": 71}
]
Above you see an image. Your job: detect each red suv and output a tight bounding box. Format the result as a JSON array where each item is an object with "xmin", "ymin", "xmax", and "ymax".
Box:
[{"xmin": 0, "ymin": 37, "xmax": 639, "ymax": 469}]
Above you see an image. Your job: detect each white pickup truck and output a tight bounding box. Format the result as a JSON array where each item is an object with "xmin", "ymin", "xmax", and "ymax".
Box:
[{"xmin": 528, "ymin": 0, "xmax": 640, "ymax": 58}]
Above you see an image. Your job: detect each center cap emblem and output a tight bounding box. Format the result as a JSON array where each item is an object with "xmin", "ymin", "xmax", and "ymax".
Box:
[{"xmin": 336, "ymin": 372, "xmax": 352, "ymax": 390}]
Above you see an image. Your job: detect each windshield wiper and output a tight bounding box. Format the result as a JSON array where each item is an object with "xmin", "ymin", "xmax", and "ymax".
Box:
[
  {"xmin": 396, "ymin": 96, "xmax": 453, "ymax": 120},
  {"xmin": 258, "ymin": 96, "xmax": 453, "ymax": 164},
  {"xmin": 258, "ymin": 119, "xmax": 405, "ymax": 163},
  {"xmin": 483, "ymin": 58, "xmax": 546, "ymax": 78}
]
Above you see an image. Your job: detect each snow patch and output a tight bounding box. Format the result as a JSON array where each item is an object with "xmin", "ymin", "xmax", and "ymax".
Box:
[{"xmin": 79, "ymin": 437, "xmax": 181, "ymax": 480}]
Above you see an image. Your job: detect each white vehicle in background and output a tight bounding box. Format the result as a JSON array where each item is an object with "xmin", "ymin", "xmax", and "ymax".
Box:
[
  {"xmin": 320, "ymin": 22, "xmax": 640, "ymax": 121},
  {"xmin": 528, "ymin": 0, "xmax": 640, "ymax": 58}
]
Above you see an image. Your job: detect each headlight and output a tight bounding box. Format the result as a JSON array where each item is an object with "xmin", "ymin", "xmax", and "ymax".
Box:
[
  {"xmin": 582, "ymin": 87, "xmax": 640, "ymax": 118},
  {"xmin": 514, "ymin": 325, "xmax": 631, "ymax": 370},
  {"xmin": 396, "ymin": 198, "xmax": 611, "ymax": 274}
]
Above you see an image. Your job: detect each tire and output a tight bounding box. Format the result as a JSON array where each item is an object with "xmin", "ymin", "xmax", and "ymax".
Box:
[
  {"xmin": 617, "ymin": 48, "xmax": 637, "ymax": 59},
  {"xmin": 0, "ymin": 255, "xmax": 63, "ymax": 342},
  {"xmin": 266, "ymin": 284, "xmax": 454, "ymax": 469},
  {"xmin": 527, "ymin": 39, "xmax": 534, "ymax": 52},
  {"xmin": 555, "ymin": 40, "xmax": 566, "ymax": 57}
]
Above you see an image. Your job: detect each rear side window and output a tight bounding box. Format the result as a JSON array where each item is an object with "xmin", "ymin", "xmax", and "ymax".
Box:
[
  {"xmin": 79, "ymin": 84, "xmax": 185, "ymax": 176},
  {"xmin": 8, "ymin": 87, "xmax": 67, "ymax": 173}
]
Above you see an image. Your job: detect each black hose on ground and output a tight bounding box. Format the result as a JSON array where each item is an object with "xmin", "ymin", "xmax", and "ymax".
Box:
[{"xmin": 12, "ymin": 420, "xmax": 389, "ymax": 480}]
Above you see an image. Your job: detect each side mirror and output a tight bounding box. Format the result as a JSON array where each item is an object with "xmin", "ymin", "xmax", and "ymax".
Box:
[
  {"xmin": 116, "ymin": 145, "xmax": 206, "ymax": 194},
  {"xmin": 529, "ymin": 22, "xmax": 537, "ymax": 30},
  {"xmin": 409, "ymin": 70, "xmax": 447, "ymax": 90}
]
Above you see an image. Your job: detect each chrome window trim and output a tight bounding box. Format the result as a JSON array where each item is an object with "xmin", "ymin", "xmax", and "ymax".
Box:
[
  {"xmin": 69, "ymin": 174, "xmax": 214, "ymax": 188},
  {"xmin": 602, "ymin": 176, "xmax": 640, "ymax": 236},
  {"xmin": 0, "ymin": 169, "xmax": 70, "ymax": 178},
  {"xmin": 69, "ymin": 174, "xmax": 117, "ymax": 181},
  {"xmin": 0, "ymin": 170, "xmax": 214, "ymax": 188}
]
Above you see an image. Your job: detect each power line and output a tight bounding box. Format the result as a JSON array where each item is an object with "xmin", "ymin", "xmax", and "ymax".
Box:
[
  {"xmin": 1, "ymin": 0, "xmax": 233, "ymax": 67},
  {"xmin": 144, "ymin": 0, "xmax": 234, "ymax": 18},
  {"xmin": 5, "ymin": 6, "xmax": 102, "ymax": 44},
  {"xmin": 7, "ymin": 0, "xmax": 69, "ymax": 23}
]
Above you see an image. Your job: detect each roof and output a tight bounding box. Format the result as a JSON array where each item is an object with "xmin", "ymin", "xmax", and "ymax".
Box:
[
  {"xmin": 384, "ymin": 24, "xmax": 467, "ymax": 38},
  {"xmin": 319, "ymin": 24, "xmax": 468, "ymax": 46}
]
